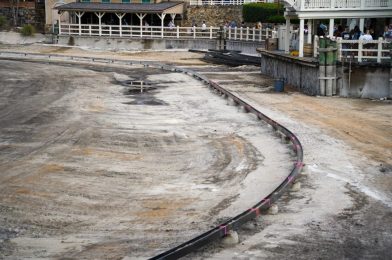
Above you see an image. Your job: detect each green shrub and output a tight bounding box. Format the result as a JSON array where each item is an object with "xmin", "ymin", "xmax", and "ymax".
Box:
[
  {"xmin": 20, "ymin": 24, "xmax": 36, "ymax": 36},
  {"xmin": 243, "ymin": 3, "xmax": 284, "ymax": 23},
  {"xmin": 0, "ymin": 15, "xmax": 6, "ymax": 28},
  {"xmin": 267, "ymin": 15, "xmax": 286, "ymax": 24}
]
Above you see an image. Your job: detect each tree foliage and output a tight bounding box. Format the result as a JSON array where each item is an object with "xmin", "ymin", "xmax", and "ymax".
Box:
[{"xmin": 243, "ymin": 3, "xmax": 285, "ymax": 23}]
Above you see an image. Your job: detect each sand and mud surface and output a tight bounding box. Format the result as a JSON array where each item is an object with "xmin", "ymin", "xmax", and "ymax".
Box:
[{"xmin": 0, "ymin": 44, "xmax": 391, "ymax": 259}]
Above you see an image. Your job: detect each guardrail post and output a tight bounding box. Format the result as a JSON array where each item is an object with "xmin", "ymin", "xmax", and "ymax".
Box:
[
  {"xmin": 193, "ymin": 26, "xmax": 196, "ymax": 39},
  {"xmin": 252, "ymin": 27, "xmax": 255, "ymax": 41},
  {"xmin": 336, "ymin": 38, "xmax": 342, "ymax": 62},
  {"xmin": 377, "ymin": 37, "xmax": 382, "ymax": 63},
  {"xmin": 89, "ymin": 25, "xmax": 91, "ymax": 36},
  {"xmin": 240, "ymin": 27, "xmax": 243, "ymax": 40},
  {"xmin": 259, "ymin": 28, "xmax": 262, "ymax": 42},
  {"xmin": 109, "ymin": 26, "xmax": 112, "ymax": 37},
  {"xmin": 234, "ymin": 27, "xmax": 237, "ymax": 40}
]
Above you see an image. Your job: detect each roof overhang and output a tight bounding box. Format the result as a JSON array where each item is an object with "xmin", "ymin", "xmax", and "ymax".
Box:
[{"xmin": 55, "ymin": 2, "xmax": 184, "ymax": 14}]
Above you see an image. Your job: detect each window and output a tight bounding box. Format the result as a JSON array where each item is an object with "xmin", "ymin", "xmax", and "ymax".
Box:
[
  {"xmin": 102, "ymin": 0, "xmax": 110, "ymax": 3},
  {"xmin": 81, "ymin": 0, "xmax": 90, "ymax": 2},
  {"xmin": 142, "ymin": 0, "xmax": 150, "ymax": 3},
  {"xmin": 122, "ymin": 0, "xmax": 130, "ymax": 2}
]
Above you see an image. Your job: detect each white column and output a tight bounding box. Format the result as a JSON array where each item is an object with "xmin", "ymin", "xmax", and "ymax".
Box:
[
  {"xmin": 115, "ymin": 13, "xmax": 125, "ymax": 37},
  {"xmin": 329, "ymin": 18, "xmax": 334, "ymax": 38},
  {"xmin": 299, "ymin": 18, "xmax": 304, "ymax": 57},
  {"xmin": 307, "ymin": 19, "xmax": 312, "ymax": 44},
  {"xmin": 157, "ymin": 13, "xmax": 166, "ymax": 38},
  {"xmin": 359, "ymin": 18, "xmax": 365, "ymax": 33},
  {"xmin": 95, "ymin": 12, "xmax": 105, "ymax": 36},
  {"xmin": 285, "ymin": 18, "xmax": 290, "ymax": 53},
  {"xmin": 58, "ymin": 11, "xmax": 63, "ymax": 35},
  {"xmin": 136, "ymin": 13, "xmax": 146, "ymax": 38},
  {"xmin": 75, "ymin": 11, "xmax": 84, "ymax": 36}
]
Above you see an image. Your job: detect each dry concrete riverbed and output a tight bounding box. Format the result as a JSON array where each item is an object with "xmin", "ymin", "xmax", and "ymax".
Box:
[
  {"xmin": 0, "ymin": 45, "xmax": 391, "ymax": 260},
  {"xmin": 0, "ymin": 58, "xmax": 292, "ymax": 259}
]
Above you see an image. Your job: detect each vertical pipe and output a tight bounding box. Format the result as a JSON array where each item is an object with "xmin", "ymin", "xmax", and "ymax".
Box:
[{"xmin": 319, "ymin": 37, "xmax": 326, "ymax": 96}]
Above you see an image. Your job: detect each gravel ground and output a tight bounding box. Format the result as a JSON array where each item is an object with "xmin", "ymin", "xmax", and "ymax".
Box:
[{"xmin": 0, "ymin": 44, "xmax": 391, "ymax": 259}]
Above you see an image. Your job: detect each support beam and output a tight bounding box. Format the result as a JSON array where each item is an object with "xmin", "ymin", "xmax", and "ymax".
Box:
[
  {"xmin": 299, "ymin": 18, "xmax": 304, "ymax": 57},
  {"xmin": 329, "ymin": 18, "xmax": 334, "ymax": 38},
  {"xmin": 285, "ymin": 18, "xmax": 290, "ymax": 54},
  {"xmin": 75, "ymin": 11, "xmax": 85, "ymax": 36},
  {"xmin": 94, "ymin": 12, "xmax": 105, "ymax": 36},
  {"xmin": 58, "ymin": 11, "xmax": 63, "ymax": 35},
  {"xmin": 359, "ymin": 18, "xmax": 365, "ymax": 33},
  {"xmin": 115, "ymin": 12, "xmax": 125, "ymax": 37},
  {"xmin": 136, "ymin": 13, "xmax": 147, "ymax": 38},
  {"xmin": 157, "ymin": 13, "xmax": 167, "ymax": 38}
]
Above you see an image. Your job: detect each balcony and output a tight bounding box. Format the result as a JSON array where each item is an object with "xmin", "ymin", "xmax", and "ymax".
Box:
[{"xmin": 283, "ymin": 0, "xmax": 392, "ymax": 10}]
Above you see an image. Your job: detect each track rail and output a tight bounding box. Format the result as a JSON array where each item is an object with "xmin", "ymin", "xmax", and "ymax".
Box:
[{"xmin": 0, "ymin": 51, "xmax": 304, "ymax": 259}]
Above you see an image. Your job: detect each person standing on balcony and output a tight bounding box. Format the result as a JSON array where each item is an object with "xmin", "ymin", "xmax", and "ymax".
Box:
[
  {"xmin": 350, "ymin": 26, "xmax": 362, "ymax": 40},
  {"xmin": 384, "ymin": 24, "xmax": 392, "ymax": 42}
]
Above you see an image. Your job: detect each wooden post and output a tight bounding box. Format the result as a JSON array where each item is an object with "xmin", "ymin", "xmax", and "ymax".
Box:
[
  {"xmin": 75, "ymin": 11, "xmax": 84, "ymax": 36},
  {"xmin": 136, "ymin": 13, "xmax": 147, "ymax": 38},
  {"xmin": 209, "ymin": 26, "xmax": 212, "ymax": 39},
  {"xmin": 58, "ymin": 11, "xmax": 63, "ymax": 35},
  {"xmin": 246, "ymin": 27, "xmax": 249, "ymax": 41},
  {"xmin": 94, "ymin": 12, "xmax": 105, "ymax": 37},
  {"xmin": 115, "ymin": 13, "xmax": 125, "ymax": 37},
  {"xmin": 176, "ymin": 26, "xmax": 179, "ymax": 38},
  {"xmin": 252, "ymin": 27, "xmax": 255, "ymax": 41},
  {"xmin": 157, "ymin": 13, "xmax": 166, "ymax": 38},
  {"xmin": 377, "ymin": 37, "xmax": 382, "ymax": 63},
  {"xmin": 234, "ymin": 27, "xmax": 237, "ymax": 40},
  {"xmin": 358, "ymin": 40, "xmax": 363, "ymax": 62},
  {"xmin": 319, "ymin": 37, "xmax": 326, "ymax": 96}
]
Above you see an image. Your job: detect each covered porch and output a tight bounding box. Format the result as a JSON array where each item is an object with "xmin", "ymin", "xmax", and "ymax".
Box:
[
  {"xmin": 55, "ymin": 2, "xmax": 184, "ymax": 37},
  {"xmin": 282, "ymin": 0, "xmax": 392, "ymax": 57}
]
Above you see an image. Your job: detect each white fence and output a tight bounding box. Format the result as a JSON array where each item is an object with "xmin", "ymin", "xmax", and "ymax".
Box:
[
  {"xmin": 60, "ymin": 24, "xmax": 220, "ymax": 39},
  {"xmin": 336, "ymin": 38, "xmax": 391, "ymax": 63},
  {"xmin": 59, "ymin": 23, "xmax": 274, "ymax": 42},
  {"xmin": 226, "ymin": 26, "xmax": 274, "ymax": 41}
]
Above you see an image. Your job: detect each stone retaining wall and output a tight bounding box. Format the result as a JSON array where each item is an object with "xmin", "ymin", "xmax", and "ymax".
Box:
[{"xmin": 183, "ymin": 5, "xmax": 243, "ymax": 27}]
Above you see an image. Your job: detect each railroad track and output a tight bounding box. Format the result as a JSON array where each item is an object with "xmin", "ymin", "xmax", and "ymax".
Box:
[{"xmin": 0, "ymin": 51, "xmax": 304, "ymax": 259}]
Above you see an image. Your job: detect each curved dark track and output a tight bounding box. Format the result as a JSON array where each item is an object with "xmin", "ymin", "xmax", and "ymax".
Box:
[{"xmin": 0, "ymin": 51, "xmax": 304, "ymax": 259}]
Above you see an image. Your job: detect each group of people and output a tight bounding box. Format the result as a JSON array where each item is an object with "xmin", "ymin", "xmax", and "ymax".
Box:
[{"xmin": 317, "ymin": 22, "xmax": 392, "ymax": 42}]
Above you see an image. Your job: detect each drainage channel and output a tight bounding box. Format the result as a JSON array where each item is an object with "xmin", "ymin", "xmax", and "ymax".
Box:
[{"xmin": 0, "ymin": 51, "xmax": 304, "ymax": 259}]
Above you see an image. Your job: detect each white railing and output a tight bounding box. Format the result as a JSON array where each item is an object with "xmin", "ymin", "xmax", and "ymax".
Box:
[
  {"xmin": 287, "ymin": 0, "xmax": 392, "ymax": 9},
  {"xmin": 226, "ymin": 26, "xmax": 274, "ymax": 41},
  {"xmin": 59, "ymin": 23, "xmax": 275, "ymax": 42},
  {"xmin": 336, "ymin": 38, "xmax": 390, "ymax": 63},
  {"xmin": 60, "ymin": 24, "xmax": 220, "ymax": 39},
  {"xmin": 189, "ymin": 0, "xmax": 268, "ymax": 5}
]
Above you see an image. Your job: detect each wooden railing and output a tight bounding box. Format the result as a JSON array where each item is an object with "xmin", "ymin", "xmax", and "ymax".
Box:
[
  {"xmin": 226, "ymin": 26, "xmax": 274, "ymax": 41},
  {"xmin": 336, "ymin": 38, "xmax": 391, "ymax": 63},
  {"xmin": 59, "ymin": 23, "xmax": 275, "ymax": 42}
]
